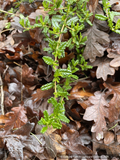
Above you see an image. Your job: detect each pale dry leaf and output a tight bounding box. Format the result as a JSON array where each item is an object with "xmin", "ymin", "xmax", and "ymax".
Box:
[
  {"xmin": 90, "ymin": 57, "xmax": 115, "ymax": 81},
  {"xmin": 83, "ymin": 91, "xmax": 109, "ymax": 140}
]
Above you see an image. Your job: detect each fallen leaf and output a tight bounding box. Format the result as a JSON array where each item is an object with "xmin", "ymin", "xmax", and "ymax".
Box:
[
  {"xmin": 90, "ymin": 57, "xmax": 116, "ymax": 81},
  {"xmin": 62, "ymin": 129, "xmax": 93, "ymax": 156},
  {"xmin": 22, "ymin": 64, "xmax": 36, "ymax": 85},
  {"xmin": 4, "ymin": 135, "xmax": 24, "ymax": 160},
  {"xmin": 32, "ymin": 88, "xmax": 53, "ymax": 102},
  {"xmin": 0, "ymin": 104, "xmax": 28, "ymax": 132},
  {"xmin": 83, "ymin": 91, "xmax": 109, "ymax": 140},
  {"xmin": 104, "ymin": 131, "xmax": 114, "ymax": 145},
  {"xmin": 69, "ymin": 81, "xmax": 93, "ymax": 100},
  {"xmin": 104, "ymin": 82, "xmax": 120, "ymax": 122},
  {"xmin": 83, "ymin": 23, "xmax": 110, "ymax": 63}
]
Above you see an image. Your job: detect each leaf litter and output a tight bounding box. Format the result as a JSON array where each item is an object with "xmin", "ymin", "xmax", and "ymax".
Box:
[{"xmin": 1, "ymin": 0, "xmax": 120, "ymax": 159}]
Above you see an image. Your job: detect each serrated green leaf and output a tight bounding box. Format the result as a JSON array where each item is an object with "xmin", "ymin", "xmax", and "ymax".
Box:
[
  {"xmin": 43, "ymin": 56, "xmax": 54, "ymax": 65},
  {"xmin": 59, "ymin": 69, "xmax": 72, "ymax": 77},
  {"xmin": 40, "ymin": 126, "xmax": 48, "ymax": 133},
  {"xmin": 86, "ymin": 19, "xmax": 93, "ymax": 26},
  {"xmin": 67, "ymin": 38, "xmax": 72, "ymax": 47},
  {"xmin": 95, "ymin": 14, "xmax": 107, "ymax": 21},
  {"xmin": 115, "ymin": 30, "xmax": 120, "ymax": 34},
  {"xmin": 67, "ymin": 16, "xmax": 79, "ymax": 26},
  {"xmin": 52, "ymin": 122, "xmax": 62, "ymax": 129},
  {"xmin": 56, "ymin": 0, "xmax": 62, "ymax": 8},
  {"xmin": 71, "ymin": 75, "xmax": 78, "ymax": 79},
  {"xmin": 48, "ymin": 97, "xmax": 57, "ymax": 106},
  {"xmin": 58, "ymin": 114, "xmax": 70, "ymax": 123},
  {"xmin": 109, "ymin": 11, "xmax": 120, "ymax": 21},
  {"xmin": 52, "ymin": 15, "xmax": 62, "ymax": 29},
  {"xmin": 43, "ymin": 110, "xmax": 49, "ymax": 121},
  {"xmin": 38, "ymin": 119, "xmax": 43, "ymax": 125},
  {"xmin": 38, "ymin": 117, "xmax": 47, "ymax": 125},
  {"xmin": 19, "ymin": 19, "xmax": 24, "ymax": 27},
  {"xmin": 41, "ymin": 82, "xmax": 54, "ymax": 90},
  {"xmin": 58, "ymin": 42, "xmax": 67, "ymax": 51}
]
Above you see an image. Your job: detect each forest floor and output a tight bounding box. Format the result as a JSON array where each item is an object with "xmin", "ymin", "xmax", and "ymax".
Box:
[{"xmin": 0, "ymin": 0, "xmax": 120, "ymax": 159}]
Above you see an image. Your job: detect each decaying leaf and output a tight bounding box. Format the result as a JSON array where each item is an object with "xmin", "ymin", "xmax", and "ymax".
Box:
[
  {"xmin": 62, "ymin": 129, "xmax": 93, "ymax": 157},
  {"xmin": 91, "ymin": 57, "xmax": 116, "ymax": 81},
  {"xmin": 32, "ymin": 88, "xmax": 53, "ymax": 102},
  {"xmin": 83, "ymin": 23, "xmax": 110, "ymax": 63},
  {"xmin": 104, "ymin": 131, "xmax": 114, "ymax": 145},
  {"xmin": 0, "ymin": 104, "xmax": 28, "ymax": 133},
  {"xmin": 83, "ymin": 91, "xmax": 109, "ymax": 140},
  {"xmin": 104, "ymin": 82, "xmax": 120, "ymax": 122}
]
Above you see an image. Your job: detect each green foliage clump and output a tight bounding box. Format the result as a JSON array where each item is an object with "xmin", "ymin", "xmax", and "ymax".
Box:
[
  {"xmin": 19, "ymin": 0, "xmax": 93, "ymax": 133},
  {"xmin": 95, "ymin": 0, "xmax": 120, "ymax": 34}
]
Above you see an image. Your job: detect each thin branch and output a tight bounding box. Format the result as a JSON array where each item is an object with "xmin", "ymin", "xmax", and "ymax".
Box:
[{"xmin": 0, "ymin": 74, "xmax": 4, "ymax": 115}]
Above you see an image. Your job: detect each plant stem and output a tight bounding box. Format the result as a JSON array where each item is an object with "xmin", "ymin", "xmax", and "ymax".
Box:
[
  {"xmin": 54, "ymin": 18, "xmax": 67, "ymax": 98},
  {"xmin": 0, "ymin": 9, "xmax": 16, "ymax": 16}
]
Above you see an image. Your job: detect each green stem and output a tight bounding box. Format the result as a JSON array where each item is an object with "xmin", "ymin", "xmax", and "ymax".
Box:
[
  {"xmin": 0, "ymin": 9, "xmax": 16, "ymax": 16},
  {"xmin": 54, "ymin": 18, "xmax": 67, "ymax": 98}
]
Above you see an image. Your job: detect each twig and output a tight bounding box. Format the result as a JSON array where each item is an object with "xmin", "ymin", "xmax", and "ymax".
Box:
[
  {"xmin": 0, "ymin": 74, "xmax": 4, "ymax": 115},
  {"xmin": 13, "ymin": 62, "xmax": 23, "ymax": 102}
]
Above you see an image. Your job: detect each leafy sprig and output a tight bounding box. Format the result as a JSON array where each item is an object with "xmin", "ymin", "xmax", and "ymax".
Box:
[
  {"xmin": 95, "ymin": 0, "xmax": 120, "ymax": 34},
  {"xmin": 19, "ymin": 0, "xmax": 93, "ymax": 133}
]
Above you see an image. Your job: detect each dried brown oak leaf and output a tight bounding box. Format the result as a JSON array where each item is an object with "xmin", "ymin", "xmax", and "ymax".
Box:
[
  {"xmin": 22, "ymin": 64, "xmax": 35, "ymax": 85},
  {"xmin": 107, "ymin": 32, "xmax": 120, "ymax": 67},
  {"xmin": 107, "ymin": 50, "xmax": 120, "ymax": 68},
  {"xmin": 32, "ymin": 88, "xmax": 53, "ymax": 102},
  {"xmin": 62, "ymin": 129, "xmax": 93, "ymax": 157},
  {"xmin": 83, "ymin": 91, "xmax": 109, "ymax": 140},
  {"xmin": 90, "ymin": 57, "xmax": 116, "ymax": 81},
  {"xmin": 0, "ymin": 104, "xmax": 27, "ymax": 132},
  {"xmin": 104, "ymin": 82, "xmax": 120, "ymax": 122},
  {"xmin": 69, "ymin": 81, "xmax": 93, "ymax": 100},
  {"xmin": 83, "ymin": 23, "xmax": 110, "ymax": 63}
]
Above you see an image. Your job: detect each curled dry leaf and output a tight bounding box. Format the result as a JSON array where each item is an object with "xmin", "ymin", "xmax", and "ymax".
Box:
[
  {"xmin": 83, "ymin": 91, "xmax": 109, "ymax": 140},
  {"xmin": 104, "ymin": 82, "xmax": 120, "ymax": 122},
  {"xmin": 104, "ymin": 131, "xmax": 115, "ymax": 145},
  {"xmin": 22, "ymin": 64, "xmax": 35, "ymax": 85}
]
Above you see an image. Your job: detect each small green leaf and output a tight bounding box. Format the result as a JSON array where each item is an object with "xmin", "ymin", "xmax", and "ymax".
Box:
[
  {"xmin": 48, "ymin": 97, "xmax": 57, "ymax": 106},
  {"xmin": 58, "ymin": 114, "xmax": 70, "ymax": 123},
  {"xmin": 56, "ymin": 0, "xmax": 62, "ymax": 8},
  {"xmin": 109, "ymin": 11, "xmax": 120, "ymax": 21},
  {"xmin": 52, "ymin": 122, "xmax": 62, "ymax": 129},
  {"xmin": 19, "ymin": 19, "xmax": 24, "ymax": 27},
  {"xmin": 67, "ymin": 16, "xmax": 79, "ymax": 26},
  {"xmin": 95, "ymin": 14, "xmax": 107, "ymax": 21},
  {"xmin": 43, "ymin": 56, "xmax": 54, "ymax": 65},
  {"xmin": 115, "ymin": 30, "xmax": 120, "ymax": 34},
  {"xmin": 41, "ymin": 82, "xmax": 54, "ymax": 90},
  {"xmin": 59, "ymin": 69, "xmax": 72, "ymax": 77},
  {"xmin": 40, "ymin": 126, "xmax": 48, "ymax": 133},
  {"xmin": 43, "ymin": 110, "xmax": 49, "ymax": 121}
]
